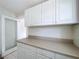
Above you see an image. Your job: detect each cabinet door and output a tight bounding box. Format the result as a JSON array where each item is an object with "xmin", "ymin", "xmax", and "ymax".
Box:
[
  {"xmin": 18, "ymin": 44, "xmax": 36, "ymax": 59},
  {"xmin": 56, "ymin": 0, "xmax": 77, "ymax": 24},
  {"xmin": 37, "ymin": 48, "xmax": 55, "ymax": 59},
  {"xmin": 18, "ymin": 43, "xmax": 36, "ymax": 52},
  {"xmin": 25, "ymin": 9, "xmax": 31, "ymax": 26},
  {"xmin": 29, "ymin": 4, "xmax": 42, "ymax": 26},
  {"xmin": 56, "ymin": 54, "xmax": 75, "ymax": 59},
  {"xmin": 42, "ymin": 0, "xmax": 55, "ymax": 25},
  {"xmin": 37, "ymin": 54, "xmax": 51, "ymax": 59}
]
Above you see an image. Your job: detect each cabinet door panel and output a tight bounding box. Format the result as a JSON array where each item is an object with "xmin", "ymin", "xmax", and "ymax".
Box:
[
  {"xmin": 25, "ymin": 9, "xmax": 31, "ymax": 26},
  {"xmin": 18, "ymin": 46, "xmax": 36, "ymax": 59},
  {"xmin": 25, "ymin": 4, "xmax": 42, "ymax": 26},
  {"xmin": 18, "ymin": 43, "xmax": 36, "ymax": 52},
  {"xmin": 56, "ymin": 54, "xmax": 75, "ymax": 59},
  {"xmin": 56, "ymin": 0, "xmax": 77, "ymax": 24},
  {"xmin": 37, "ymin": 48, "xmax": 55, "ymax": 59},
  {"xmin": 37, "ymin": 54, "xmax": 51, "ymax": 59},
  {"xmin": 42, "ymin": 0, "xmax": 55, "ymax": 25},
  {"xmin": 30, "ymin": 4, "xmax": 42, "ymax": 26}
]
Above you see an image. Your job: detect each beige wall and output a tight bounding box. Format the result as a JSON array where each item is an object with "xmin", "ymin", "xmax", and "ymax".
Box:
[{"xmin": 29, "ymin": 25, "xmax": 73, "ymax": 40}]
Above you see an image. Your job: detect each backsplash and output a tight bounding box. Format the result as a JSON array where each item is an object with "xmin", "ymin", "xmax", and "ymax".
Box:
[{"xmin": 29, "ymin": 25, "xmax": 73, "ymax": 40}]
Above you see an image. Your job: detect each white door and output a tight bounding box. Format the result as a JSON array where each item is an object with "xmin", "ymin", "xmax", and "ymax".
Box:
[
  {"xmin": 5, "ymin": 18, "xmax": 17, "ymax": 50},
  {"xmin": 56, "ymin": 0, "xmax": 77, "ymax": 24},
  {"xmin": 29, "ymin": 4, "xmax": 42, "ymax": 26},
  {"xmin": 41, "ymin": 0, "xmax": 55, "ymax": 25},
  {"xmin": 56, "ymin": 54, "xmax": 75, "ymax": 59}
]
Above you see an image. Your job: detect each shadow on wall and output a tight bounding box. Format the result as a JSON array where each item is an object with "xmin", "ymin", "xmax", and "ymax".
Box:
[
  {"xmin": 17, "ymin": 17, "xmax": 28, "ymax": 40},
  {"xmin": 73, "ymin": 24, "xmax": 79, "ymax": 48}
]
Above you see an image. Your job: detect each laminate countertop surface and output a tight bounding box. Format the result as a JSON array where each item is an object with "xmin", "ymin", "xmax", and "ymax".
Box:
[{"xmin": 17, "ymin": 38, "xmax": 79, "ymax": 59}]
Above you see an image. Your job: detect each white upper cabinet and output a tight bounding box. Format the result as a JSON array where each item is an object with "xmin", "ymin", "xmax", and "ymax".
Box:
[
  {"xmin": 25, "ymin": 4, "xmax": 42, "ymax": 26},
  {"xmin": 41, "ymin": 0, "xmax": 55, "ymax": 25},
  {"xmin": 25, "ymin": 9, "xmax": 31, "ymax": 26},
  {"xmin": 25, "ymin": 0, "xmax": 79, "ymax": 26},
  {"xmin": 56, "ymin": 0, "xmax": 78, "ymax": 24},
  {"xmin": 30, "ymin": 4, "xmax": 42, "ymax": 26},
  {"xmin": 25, "ymin": 0, "xmax": 56, "ymax": 26}
]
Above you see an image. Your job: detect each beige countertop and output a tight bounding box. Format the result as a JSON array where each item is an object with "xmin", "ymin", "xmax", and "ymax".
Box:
[{"xmin": 17, "ymin": 38, "xmax": 79, "ymax": 58}]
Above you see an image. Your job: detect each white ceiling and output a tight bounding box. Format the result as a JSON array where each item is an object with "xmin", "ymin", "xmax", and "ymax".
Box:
[{"xmin": 0, "ymin": 0, "xmax": 46, "ymax": 15}]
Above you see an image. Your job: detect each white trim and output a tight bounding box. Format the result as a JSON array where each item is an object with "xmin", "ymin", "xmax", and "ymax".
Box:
[
  {"xmin": 1, "ymin": 16, "xmax": 5, "ymax": 54},
  {"xmin": 2, "ymin": 47, "xmax": 17, "ymax": 57},
  {"xmin": 2, "ymin": 15, "xmax": 17, "ymax": 21}
]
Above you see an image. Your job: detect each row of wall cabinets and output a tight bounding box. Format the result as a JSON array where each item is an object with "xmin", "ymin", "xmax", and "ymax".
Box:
[{"xmin": 25, "ymin": 0, "xmax": 79, "ymax": 27}]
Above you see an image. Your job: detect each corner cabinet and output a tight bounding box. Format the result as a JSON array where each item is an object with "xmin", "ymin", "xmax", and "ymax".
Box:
[
  {"xmin": 25, "ymin": 0, "xmax": 79, "ymax": 27},
  {"xmin": 56, "ymin": 0, "xmax": 78, "ymax": 24},
  {"xmin": 18, "ymin": 43, "xmax": 77, "ymax": 59}
]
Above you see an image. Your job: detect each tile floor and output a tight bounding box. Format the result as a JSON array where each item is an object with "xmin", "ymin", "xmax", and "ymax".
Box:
[{"xmin": 4, "ymin": 51, "xmax": 17, "ymax": 59}]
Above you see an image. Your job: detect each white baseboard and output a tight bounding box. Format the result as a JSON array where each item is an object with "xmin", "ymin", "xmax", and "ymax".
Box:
[{"xmin": 2, "ymin": 46, "xmax": 17, "ymax": 57}]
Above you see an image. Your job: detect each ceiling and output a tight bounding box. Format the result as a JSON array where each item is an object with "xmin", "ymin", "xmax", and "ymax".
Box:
[{"xmin": 0, "ymin": 0, "xmax": 46, "ymax": 16}]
